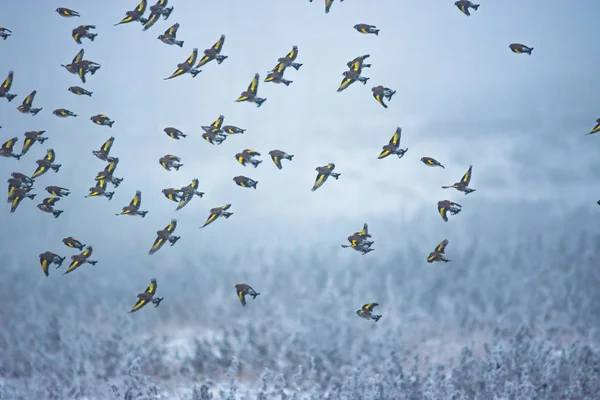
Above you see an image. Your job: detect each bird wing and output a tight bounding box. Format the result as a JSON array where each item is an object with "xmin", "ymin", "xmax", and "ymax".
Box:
[
  {"xmin": 148, "ymin": 236, "xmax": 165, "ymax": 255},
  {"xmin": 143, "ymin": 11, "xmax": 160, "ymax": 30},
  {"xmin": 101, "ymin": 137, "xmax": 115, "ymax": 153},
  {"xmin": 271, "ymin": 154, "xmax": 282, "ymax": 170},
  {"xmin": 165, "ymin": 23, "xmax": 179, "ymax": 36},
  {"xmin": 72, "ymin": 28, "xmax": 81, "ymax": 43},
  {"xmin": 426, "ymin": 252, "xmax": 437, "ymax": 263},
  {"xmin": 129, "ymin": 297, "xmax": 148, "ymax": 312},
  {"xmin": 64, "ymin": 258, "xmax": 81, "ymax": 274},
  {"xmin": 389, "ymin": 128, "xmax": 401, "ymax": 146},
  {"xmin": 337, "ymin": 76, "xmax": 354, "ymax": 92},
  {"xmin": 362, "ymin": 303, "xmax": 378, "ymax": 311},
  {"xmin": 377, "ymin": 148, "xmax": 391, "ymax": 159},
  {"xmin": 438, "ymin": 204, "xmax": 448, "ymax": 222},
  {"xmin": 190, "ymin": 178, "xmax": 199, "ymax": 189},
  {"xmin": 31, "ymin": 163, "xmax": 48, "ymax": 179},
  {"xmin": 146, "ymin": 279, "xmax": 157, "ymax": 296},
  {"xmin": 247, "ymin": 74, "xmax": 259, "ymax": 95},
  {"xmin": 359, "ymin": 223, "xmax": 369, "ymax": 237},
  {"xmin": 271, "ymin": 61, "xmax": 286, "ymax": 74},
  {"xmin": 22, "ymin": 90, "xmax": 36, "ymax": 107},
  {"xmin": 176, "ymin": 193, "xmax": 193, "ymax": 210},
  {"xmin": 165, "ymin": 67, "xmax": 186, "ymax": 80},
  {"xmin": 43, "ymin": 197, "xmax": 59, "ymax": 206},
  {"xmin": 457, "ymin": 4, "xmax": 470, "ymax": 16},
  {"xmin": 285, "ymin": 46, "xmax": 297, "ymax": 61},
  {"xmin": 136, "ymin": 0, "xmax": 148, "ymax": 14},
  {"xmin": 210, "ymin": 115, "xmax": 224, "ymax": 130},
  {"xmin": 349, "ymin": 59, "xmax": 362, "ymax": 72},
  {"xmin": 237, "ymin": 289, "xmax": 246, "ymax": 306},
  {"xmin": 461, "ymin": 165, "xmax": 472, "ymax": 185},
  {"xmin": 325, "ymin": 0, "xmax": 333, "ymax": 13},
  {"xmin": 435, "ymin": 239, "xmax": 449, "ymax": 253},
  {"xmin": 211, "ymin": 34, "xmax": 225, "ymax": 54},
  {"xmin": 2, "ymin": 71, "xmax": 13, "ymax": 91},
  {"xmin": 2, "ymin": 137, "xmax": 17, "ymax": 151},
  {"xmin": 129, "ymin": 191, "xmax": 141, "ymax": 209},
  {"xmin": 81, "ymin": 246, "xmax": 93, "ymax": 258},
  {"xmin": 311, "ymin": 173, "xmax": 328, "ymax": 192},
  {"xmin": 166, "ymin": 219, "xmax": 177, "ymax": 233},
  {"xmin": 10, "ymin": 196, "xmax": 23, "ymax": 213},
  {"xmin": 590, "ymin": 121, "xmax": 600, "ymax": 134},
  {"xmin": 201, "ymin": 211, "xmax": 218, "ymax": 228},
  {"xmin": 96, "ymin": 179, "xmax": 107, "ymax": 190},
  {"xmin": 105, "ymin": 159, "xmax": 118, "ymax": 174},
  {"xmin": 185, "ymin": 48, "xmax": 198, "ymax": 66},
  {"xmin": 72, "ymin": 49, "xmax": 84, "ymax": 64},
  {"xmin": 40, "ymin": 257, "xmax": 50, "ymax": 276}
]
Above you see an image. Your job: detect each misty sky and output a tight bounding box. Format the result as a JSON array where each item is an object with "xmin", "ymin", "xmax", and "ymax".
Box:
[{"xmin": 1, "ymin": 0, "xmax": 600, "ymax": 272}]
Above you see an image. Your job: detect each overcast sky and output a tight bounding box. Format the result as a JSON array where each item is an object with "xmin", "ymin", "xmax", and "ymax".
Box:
[{"xmin": 1, "ymin": 0, "xmax": 600, "ymax": 269}]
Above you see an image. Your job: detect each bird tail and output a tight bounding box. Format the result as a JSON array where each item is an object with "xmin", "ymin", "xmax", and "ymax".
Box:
[
  {"xmin": 472, "ymin": 4, "xmax": 480, "ymax": 9},
  {"xmin": 285, "ymin": 154, "xmax": 294, "ymax": 160},
  {"xmin": 6, "ymin": 94, "xmax": 17, "ymax": 102},
  {"xmin": 90, "ymin": 34, "xmax": 97, "ymax": 41},
  {"xmin": 53, "ymin": 210, "xmax": 63, "ymax": 218},
  {"xmin": 176, "ymin": 40, "xmax": 184, "ymax": 48},
  {"xmin": 107, "ymin": 192, "xmax": 114, "ymax": 201},
  {"xmin": 252, "ymin": 181, "xmax": 258, "ymax": 189},
  {"xmin": 108, "ymin": 121, "xmax": 114, "ymax": 128},
  {"xmin": 373, "ymin": 315, "xmax": 382, "ymax": 322},
  {"xmin": 528, "ymin": 47, "xmax": 534, "ymax": 55},
  {"xmin": 374, "ymin": 29, "xmax": 380, "ymax": 36},
  {"xmin": 251, "ymin": 293, "xmax": 260, "ymax": 299},
  {"xmin": 51, "ymin": 164, "xmax": 61, "ymax": 173}
]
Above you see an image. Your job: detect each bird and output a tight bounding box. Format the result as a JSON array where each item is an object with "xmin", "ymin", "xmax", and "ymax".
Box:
[
  {"xmin": 92, "ymin": 137, "xmax": 117, "ymax": 162},
  {"xmin": 164, "ymin": 48, "xmax": 201, "ymax": 80},
  {"xmin": 149, "ymin": 219, "xmax": 180, "ymax": 255},
  {"xmin": 196, "ymin": 34, "xmax": 228, "ymax": 68},
  {"xmin": 509, "ymin": 43, "xmax": 534, "ymax": 55},
  {"xmin": 356, "ymin": 303, "xmax": 382, "ymax": 322},
  {"xmin": 437, "ymin": 200, "xmax": 462, "ymax": 222},
  {"xmin": 268, "ymin": 150, "xmax": 294, "ymax": 170},
  {"xmin": 56, "ymin": 7, "xmax": 80, "ymax": 17},
  {"xmin": 233, "ymin": 176, "xmax": 258, "ymax": 189},
  {"xmin": 0, "ymin": 27, "xmax": 12, "ymax": 40},
  {"xmin": 420, "ymin": 157, "xmax": 445, "ymax": 169},
  {"xmin": 587, "ymin": 118, "xmax": 600, "ymax": 135},
  {"xmin": 45, "ymin": 186, "xmax": 70, "ymax": 197},
  {"xmin": 95, "ymin": 158, "xmax": 123, "ymax": 187},
  {"xmin": 62, "ymin": 236, "xmax": 86, "ymax": 251},
  {"xmin": 201, "ymin": 204, "xmax": 233, "ymax": 228},
  {"xmin": 129, "ymin": 279, "xmax": 164, "ymax": 313},
  {"xmin": 90, "ymin": 114, "xmax": 114, "ymax": 128},
  {"xmin": 0, "ymin": 137, "xmax": 21, "ymax": 160},
  {"xmin": 235, "ymin": 73, "xmax": 266, "ymax": 107},
  {"xmin": 68, "ymin": 86, "xmax": 93, "ymax": 96},
  {"xmin": 455, "ymin": 0, "xmax": 479, "ymax": 16},
  {"xmin": 312, "ymin": 163, "xmax": 340, "ymax": 191},
  {"xmin": 235, "ymin": 149, "xmax": 262, "ymax": 168},
  {"xmin": 235, "ymin": 284, "xmax": 260, "ymax": 307},
  {"xmin": 427, "ymin": 239, "xmax": 452, "ymax": 263},
  {"xmin": 371, "ymin": 85, "xmax": 396, "ymax": 108},
  {"xmin": 164, "ymin": 127, "xmax": 186, "ymax": 139},
  {"xmin": 116, "ymin": 190, "xmax": 148, "ymax": 217},
  {"xmin": 377, "ymin": 127, "xmax": 408, "ymax": 160},
  {"xmin": 85, "ymin": 180, "xmax": 114, "ymax": 201},
  {"xmin": 39, "ymin": 251, "xmax": 66, "ymax": 277},
  {"xmin": 37, "ymin": 197, "xmax": 64, "ymax": 218},
  {"xmin": 222, "ymin": 125, "xmax": 246, "ymax": 135},
  {"xmin": 64, "ymin": 246, "xmax": 97, "ymax": 275},
  {"xmin": 115, "ymin": 0, "xmax": 149, "ymax": 26},
  {"xmin": 158, "ymin": 23, "xmax": 183, "ymax": 47},
  {"xmin": 17, "ymin": 90, "xmax": 42, "ymax": 115},
  {"xmin": 441, "ymin": 165, "xmax": 476, "ymax": 194},
  {"xmin": 159, "ymin": 154, "xmax": 183, "ymax": 171},
  {"xmin": 32, "ymin": 149, "xmax": 61, "ymax": 179},
  {"xmin": 176, "ymin": 179, "xmax": 204, "ymax": 211},
  {"xmin": 53, "ymin": 108, "xmax": 77, "ymax": 118},
  {"xmin": 353, "ymin": 23, "xmax": 379, "ymax": 35},
  {"xmin": 0, "ymin": 70, "xmax": 18, "ymax": 102},
  {"xmin": 72, "ymin": 25, "xmax": 97, "ymax": 44}
]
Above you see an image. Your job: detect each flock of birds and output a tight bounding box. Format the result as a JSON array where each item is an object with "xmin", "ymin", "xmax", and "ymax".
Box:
[{"xmin": 1, "ymin": 0, "xmax": 591, "ymax": 322}]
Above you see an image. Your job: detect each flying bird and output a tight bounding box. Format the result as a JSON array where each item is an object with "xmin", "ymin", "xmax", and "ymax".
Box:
[
  {"xmin": 0, "ymin": 70, "xmax": 17, "ymax": 102},
  {"xmin": 312, "ymin": 163, "xmax": 340, "ymax": 192},
  {"xmin": 149, "ymin": 219, "xmax": 180, "ymax": 255},
  {"xmin": 0, "ymin": 137, "xmax": 21, "ymax": 160},
  {"xmin": 201, "ymin": 115, "xmax": 225, "ymax": 134},
  {"xmin": 455, "ymin": 0, "xmax": 479, "ymax": 16},
  {"xmin": 196, "ymin": 34, "xmax": 228, "ymax": 68},
  {"xmin": 10, "ymin": 172, "xmax": 34, "ymax": 188},
  {"xmin": 201, "ymin": 204, "xmax": 233, "ymax": 228},
  {"xmin": 7, "ymin": 177, "xmax": 31, "ymax": 201},
  {"xmin": 159, "ymin": 154, "xmax": 183, "ymax": 171},
  {"xmin": 347, "ymin": 54, "xmax": 371, "ymax": 70},
  {"xmin": 61, "ymin": 49, "xmax": 101, "ymax": 83},
  {"xmin": 356, "ymin": 303, "xmax": 382, "ymax": 322},
  {"xmin": 264, "ymin": 70, "xmax": 293, "ymax": 86},
  {"xmin": 158, "ymin": 23, "xmax": 183, "ymax": 47},
  {"xmin": 437, "ymin": 200, "xmax": 462, "ymax": 222},
  {"xmin": 143, "ymin": 0, "xmax": 173, "ymax": 31},
  {"xmin": 233, "ymin": 176, "xmax": 258, "ymax": 189},
  {"xmin": 72, "ymin": 25, "xmax": 97, "ymax": 44},
  {"xmin": 164, "ymin": 127, "xmax": 186, "ymax": 139},
  {"xmin": 95, "ymin": 158, "xmax": 123, "ymax": 187},
  {"xmin": 32, "ymin": 149, "xmax": 61, "ymax": 179},
  {"xmin": 56, "ymin": 7, "xmax": 80, "ymax": 17},
  {"xmin": 235, "ymin": 284, "xmax": 260, "ymax": 307},
  {"xmin": 93, "ymin": 137, "xmax": 117, "ymax": 162},
  {"xmin": 39, "ymin": 251, "xmax": 66, "ymax": 277},
  {"xmin": 53, "ymin": 108, "xmax": 77, "ymax": 118},
  {"xmin": 441, "ymin": 165, "xmax": 475, "ymax": 194},
  {"xmin": 346, "ymin": 223, "xmax": 373, "ymax": 247},
  {"xmin": 37, "ymin": 197, "xmax": 64, "ymax": 218},
  {"xmin": 341, "ymin": 242, "xmax": 374, "ymax": 255},
  {"xmin": 268, "ymin": 150, "xmax": 294, "ymax": 170},
  {"xmin": 164, "ymin": 48, "xmax": 201, "ymax": 80},
  {"xmin": 129, "ymin": 279, "xmax": 164, "ymax": 313},
  {"xmin": 427, "ymin": 239, "xmax": 451, "ymax": 263},
  {"xmin": 222, "ymin": 125, "xmax": 246, "ymax": 135},
  {"xmin": 420, "ymin": 157, "xmax": 445, "ymax": 168},
  {"xmin": 324, "ymin": 0, "xmax": 343, "ymax": 14},
  {"xmin": 587, "ymin": 119, "xmax": 600, "ymax": 135},
  {"xmin": 276, "ymin": 45, "xmax": 303, "ymax": 71},
  {"xmin": 64, "ymin": 246, "xmax": 97, "ymax": 275},
  {"xmin": 17, "ymin": 90, "xmax": 42, "ymax": 115},
  {"xmin": 378, "ymin": 127, "xmax": 408, "ymax": 160},
  {"xmin": 90, "ymin": 114, "xmax": 114, "ymax": 127},
  {"xmin": 338, "ymin": 60, "xmax": 369, "ymax": 92},
  {"xmin": 62, "ymin": 236, "xmax": 86, "ymax": 251},
  {"xmin": 372, "ymin": 85, "xmax": 396, "ymax": 108},
  {"xmin": 116, "ymin": 190, "xmax": 148, "ymax": 217},
  {"xmin": 45, "ymin": 186, "xmax": 70, "ymax": 197},
  {"xmin": 162, "ymin": 188, "xmax": 184, "ymax": 203},
  {"xmin": 115, "ymin": 0, "xmax": 148, "ymax": 26},
  {"xmin": 8, "ymin": 187, "xmax": 36, "ymax": 213},
  {"xmin": 85, "ymin": 180, "xmax": 114, "ymax": 200},
  {"xmin": 235, "ymin": 149, "xmax": 262, "ymax": 168},
  {"xmin": 68, "ymin": 86, "xmax": 92, "ymax": 96},
  {"xmin": 202, "ymin": 131, "xmax": 227, "ymax": 145},
  {"xmin": 0, "ymin": 27, "xmax": 12, "ymax": 40},
  {"xmin": 509, "ymin": 43, "xmax": 534, "ymax": 55},
  {"xmin": 354, "ymin": 24, "xmax": 379, "ymax": 35},
  {"xmin": 236, "ymin": 73, "xmax": 266, "ymax": 107},
  {"xmin": 176, "ymin": 178, "xmax": 204, "ymax": 211}
]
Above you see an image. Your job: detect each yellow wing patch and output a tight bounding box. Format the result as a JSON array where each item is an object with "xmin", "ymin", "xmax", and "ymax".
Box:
[
  {"xmin": 378, "ymin": 149, "xmax": 390, "ymax": 159},
  {"xmin": 130, "ymin": 298, "xmax": 147, "ymax": 312},
  {"xmin": 338, "ymin": 77, "xmax": 353, "ymax": 91},
  {"xmin": 41, "ymin": 259, "xmax": 50, "ymax": 276},
  {"xmin": 202, "ymin": 212, "xmax": 218, "ymax": 227}
]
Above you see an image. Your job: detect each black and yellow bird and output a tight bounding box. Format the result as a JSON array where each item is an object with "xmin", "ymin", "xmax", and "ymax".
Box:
[
  {"xmin": 62, "ymin": 236, "xmax": 86, "ymax": 251},
  {"xmin": 162, "ymin": 188, "xmax": 184, "ymax": 203},
  {"xmin": 116, "ymin": 190, "xmax": 148, "ymax": 217},
  {"xmin": 276, "ymin": 45, "xmax": 303, "ymax": 71},
  {"xmin": 233, "ymin": 175, "xmax": 258, "ymax": 189},
  {"xmin": 455, "ymin": 0, "xmax": 479, "ymax": 16},
  {"xmin": 427, "ymin": 239, "xmax": 451, "ymax": 263},
  {"xmin": 0, "ymin": 27, "xmax": 12, "ymax": 40},
  {"xmin": 346, "ymin": 223, "xmax": 372, "ymax": 246},
  {"xmin": 353, "ymin": 23, "xmax": 379, "ymax": 35},
  {"xmin": 37, "ymin": 197, "xmax": 63, "ymax": 218},
  {"xmin": 356, "ymin": 303, "xmax": 382, "ymax": 322},
  {"xmin": 90, "ymin": 114, "xmax": 114, "ymax": 127},
  {"xmin": 202, "ymin": 131, "xmax": 227, "ymax": 145},
  {"xmin": 201, "ymin": 204, "xmax": 233, "ymax": 228},
  {"xmin": 378, "ymin": 127, "xmax": 408, "ymax": 160},
  {"xmin": 264, "ymin": 70, "xmax": 293, "ymax": 86},
  {"xmin": 420, "ymin": 157, "xmax": 445, "ymax": 169},
  {"xmin": 164, "ymin": 127, "xmax": 186, "ymax": 139},
  {"xmin": 129, "ymin": 279, "xmax": 164, "ymax": 313},
  {"xmin": 64, "ymin": 246, "xmax": 97, "ymax": 275},
  {"xmin": 371, "ymin": 85, "xmax": 396, "ymax": 108},
  {"xmin": 337, "ymin": 60, "xmax": 369, "ymax": 92},
  {"xmin": 268, "ymin": 150, "xmax": 294, "ymax": 170},
  {"xmin": 61, "ymin": 49, "xmax": 101, "ymax": 83},
  {"xmin": 235, "ymin": 284, "xmax": 260, "ymax": 307},
  {"xmin": 509, "ymin": 43, "xmax": 534, "ymax": 55},
  {"xmin": 17, "ymin": 90, "xmax": 42, "ymax": 115},
  {"xmin": 176, "ymin": 178, "xmax": 204, "ymax": 211},
  {"xmin": 9, "ymin": 172, "xmax": 34, "ymax": 189},
  {"xmin": 196, "ymin": 34, "xmax": 228, "ymax": 68},
  {"xmin": 72, "ymin": 25, "xmax": 97, "ymax": 44},
  {"xmin": 56, "ymin": 7, "xmax": 80, "ymax": 17},
  {"xmin": 85, "ymin": 180, "xmax": 114, "ymax": 200},
  {"xmin": 0, "ymin": 137, "xmax": 21, "ymax": 160},
  {"xmin": 7, "ymin": 177, "xmax": 29, "ymax": 201},
  {"xmin": 441, "ymin": 165, "xmax": 475, "ymax": 194},
  {"xmin": 158, "ymin": 23, "xmax": 183, "ymax": 47},
  {"xmin": 53, "ymin": 108, "xmax": 77, "ymax": 118},
  {"xmin": 32, "ymin": 149, "xmax": 61, "ymax": 179},
  {"xmin": 222, "ymin": 125, "xmax": 246, "ymax": 135},
  {"xmin": 587, "ymin": 118, "xmax": 600, "ymax": 135},
  {"xmin": 159, "ymin": 154, "xmax": 183, "ymax": 171},
  {"xmin": 164, "ymin": 48, "xmax": 201, "ymax": 80},
  {"xmin": 236, "ymin": 73, "xmax": 266, "ymax": 107},
  {"xmin": 95, "ymin": 158, "xmax": 123, "ymax": 187},
  {"xmin": 437, "ymin": 200, "xmax": 462, "ymax": 222},
  {"xmin": 312, "ymin": 163, "xmax": 340, "ymax": 192},
  {"xmin": 93, "ymin": 136, "xmax": 117, "ymax": 162},
  {"xmin": 8, "ymin": 187, "xmax": 36, "ymax": 213},
  {"xmin": 115, "ymin": 0, "xmax": 148, "ymax": 26},
  {"xmin": 235, "ymin": 149, "xmax": 262, "ymax": 168},
  {"xmin": 45, "ymin": 186, "xmax": 70, "ymax": 197},
  {"xmin": 201, "ymin": 114, "xmax": 225, "ymax": 134},
  {"xmin": 0, "ymin": 70, "xmax": 18, "ymax": 102},
  {"xmin": 143, "ymin": 0, "xmax": 172, "ymax": 31},
  {"xmin": 149, "ymin": 219, "xmax": 180, "ymax": 255},
  {"xmin": 39, "ymin": 251, "xmax": 66, "ymax": 277},
  {"xmin": 341, "ymin": 242, "xmax": 374, "ymax": 255},
  {"xmin": 346, "ymin": 54, "xmax": 371, "ymax": 70},
  {"xmin": 68, "ymin": 86, "xmax": 93, "ymax": 96},
  {"xmin": 324, "ymin": 0, "xmax": 343, "ymax": 14}
]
